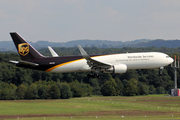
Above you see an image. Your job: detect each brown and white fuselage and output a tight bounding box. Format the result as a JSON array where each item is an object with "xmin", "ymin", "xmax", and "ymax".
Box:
[{"xmin": 9, "ymin": 32, "xmax": 173, "ymax": 75}]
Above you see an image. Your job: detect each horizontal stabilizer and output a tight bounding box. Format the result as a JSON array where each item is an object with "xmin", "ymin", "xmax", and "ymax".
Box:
[
  {"xmin": 9, "ymin": 60, "xmax": 19, "ymax": 64},
  {"xmin": 19, "ymin": 60, "xmax": 39, "ymax": 66},
  {"xmin": 9, "ymin": 60, "xmax": 39, "ymax": 67}
]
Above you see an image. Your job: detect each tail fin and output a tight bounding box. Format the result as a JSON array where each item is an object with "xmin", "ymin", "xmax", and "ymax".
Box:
[{"xmin": 10, "ymin": 32, "xmax": 44, "ymax": 61}]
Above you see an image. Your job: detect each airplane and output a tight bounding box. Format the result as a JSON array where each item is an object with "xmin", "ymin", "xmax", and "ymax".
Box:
[{"xmin": 9, "ymin": 32, "xmax": 174, "ymax": 78}]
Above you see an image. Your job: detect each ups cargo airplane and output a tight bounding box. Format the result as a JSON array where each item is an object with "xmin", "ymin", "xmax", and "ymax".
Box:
[{"xmin": 9, "ymin": 32, "xmax": 173, "ymax": 77}]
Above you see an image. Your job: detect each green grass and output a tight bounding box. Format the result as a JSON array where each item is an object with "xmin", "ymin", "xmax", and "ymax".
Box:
[
  {"xmin": 1, "ymin": 95, "xmax": 180, "ymax": 120},
  {"xmin": 5, "ymin": 116, "xmax": 180, "ymax": 120}
]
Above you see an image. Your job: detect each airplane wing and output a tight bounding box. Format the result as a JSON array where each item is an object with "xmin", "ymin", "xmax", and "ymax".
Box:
[
  {"xmin": 47, "ymin": 46, "xmax": 59, "ymax": 57},
  {"xmin": 78, "ymin": 45, "xmax": 112, "ymax": 69}
]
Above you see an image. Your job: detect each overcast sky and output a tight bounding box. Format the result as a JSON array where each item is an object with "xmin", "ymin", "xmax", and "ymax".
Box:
[{"xmin": 1, "ymin": 0, "xmax": 180, "ymax": 42}]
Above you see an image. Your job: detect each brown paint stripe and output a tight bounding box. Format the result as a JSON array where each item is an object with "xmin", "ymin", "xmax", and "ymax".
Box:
[{"xmin": 46, "ymin": 58, "xmax": 84, "ymax": 72}]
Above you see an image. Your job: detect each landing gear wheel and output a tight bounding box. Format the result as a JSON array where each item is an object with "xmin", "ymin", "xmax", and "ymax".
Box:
[{"xmin": 87, "ymin": 73, "xmax": 100, "ymax": 79}]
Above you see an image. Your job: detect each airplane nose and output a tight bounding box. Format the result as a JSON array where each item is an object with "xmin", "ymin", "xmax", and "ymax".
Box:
[{"xmin": 170, "ymin": 58, "xmax": 174, "ymax": 63}]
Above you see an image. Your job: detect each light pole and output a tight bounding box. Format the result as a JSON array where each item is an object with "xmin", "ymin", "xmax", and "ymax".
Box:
[{"xmin": 171, "ymin": 55, "xmax": 179, "ymax": 96}]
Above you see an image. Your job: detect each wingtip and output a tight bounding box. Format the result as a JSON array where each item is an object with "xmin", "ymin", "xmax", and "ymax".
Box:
[{"xmin": 10, "ymin": 32, "xmax": 17, "ymax": 34}]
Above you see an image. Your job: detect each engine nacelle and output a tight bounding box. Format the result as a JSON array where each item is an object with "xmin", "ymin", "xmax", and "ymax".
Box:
[{"xmin": 105, "ymin": 64, "xmax": 127, "ymax": 73}]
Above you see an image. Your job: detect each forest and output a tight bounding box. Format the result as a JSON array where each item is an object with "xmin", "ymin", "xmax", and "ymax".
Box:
[{"xmin": 0, "ymin": 46, "xmax": 180, "ymax": 100}]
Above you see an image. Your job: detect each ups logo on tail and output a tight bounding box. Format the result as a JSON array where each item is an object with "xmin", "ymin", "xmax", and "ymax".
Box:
[{"xmin": 18, "ymin": 43, "xmax": 29, "ymax": 56}]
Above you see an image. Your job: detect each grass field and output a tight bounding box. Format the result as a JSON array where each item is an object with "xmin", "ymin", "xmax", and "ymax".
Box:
[{"xmin": 0, "ymin": 95, "xmax": 180, "ymax": 120}]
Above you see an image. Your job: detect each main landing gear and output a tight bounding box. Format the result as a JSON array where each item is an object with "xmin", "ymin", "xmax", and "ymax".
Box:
[{"xmin": 87, "ymin": 73, "xmax": 100, "ymax": 79}]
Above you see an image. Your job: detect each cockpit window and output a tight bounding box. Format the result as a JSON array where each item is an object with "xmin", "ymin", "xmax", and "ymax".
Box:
[{"xmin": 166, "ymin": 56, "xmax": 170, "ymax": 58}]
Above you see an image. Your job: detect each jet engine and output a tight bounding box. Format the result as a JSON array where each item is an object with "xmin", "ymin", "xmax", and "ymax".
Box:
[{"xmin": 104, "ymin": 64, "xmax": 127, "ymax": 73}]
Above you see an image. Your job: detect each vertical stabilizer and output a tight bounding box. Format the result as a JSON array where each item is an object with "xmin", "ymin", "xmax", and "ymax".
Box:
[{"xmin": 10, "ymin": 32, "xmax": 44, "ymax": 61}]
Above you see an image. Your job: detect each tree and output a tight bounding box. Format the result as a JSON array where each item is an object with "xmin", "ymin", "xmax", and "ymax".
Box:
[
  {"xmin": 98, "ymin": 73, "xmax": 112, "ymax": 86},
  {"xmin": 0, "ymin": 82, "xmax": 11, "ymax": 100},
  {"xmin": 101, "ymin": 78, "xmax": 117, "ymax": 96},
  {"xmin": 50, "ymin": 84, "xmax": 60, "ymax": 99},
  {"xmin": 0, "ymin": 89, "xmax": 2, "ymax": 99},
  {"xmin": 124, "ymin": 78, "xmax": 138, "ymax": 96},
  {"xmin": 31, "ymin": 71, "xmax": 41, "ymax": 82},
  {"xmin": 45, "ymin": 85, "xmax": 51, "ymax": 99},
  {"xmin": 149, "ymin": 85, "xmax": 156, "ymax": 94},
  {"xmin": 137, "ymin": 82, "xmax": 149, "ymax": 95},
  {"xmin": 1, "ymin": 88, "xmax": 10, "ymax": 100},
  {"xmin": 16, "ymin": 84, "xmax": 27, "ymax": 99},
  {"xmin": 138, "ymin": 75, "xmax": 149, "ymax": 85},
  {"xmin": 146, "ymin": 69, "xmax": 160, "ymax": 87},
  {"xmin": 69, "ymin": 80, "xmax": 83, "ymax": 97},
  {"xmin": 121, "ymin": 70, "xmax": 138, "ymax": 80},
  {"xmin": 31, "ymin": 83, "xmax": 38, "ymax": 99},
  {"xmin": 89, "ymin": 78, "xmax": 101, "ymax": 95},
  {"xmin": 69, "ymin": 80, "xmax": 92, "ymax": 97},
  {"xmin": 24, "ymin": 85, "xmax": 36, "ymax": 99},
  {"xmin": 9, "ymin": 83, "xmax": 17, "ymax": 100},
  {"xmin": 60, "ymin": 82, "xmax": 72, "ymax": 99},
  {"xmin": 37, "ymin": 84, "xmax": 47, "ymax": 99},
  {"xmin": 62, "ymin": 73, "xmax": 75, "ymax": 83},
  {"xmin": 0, "ymin": 48, "xmax": 178, "ymax": 98},
  {"xmin": 81, "ymin": 84, "xmax": 93, "ymax": 97},
  {"xmin": 115, "ymin": 77, "xmax": 124, "ymax": 96},
  {"xmin": 156, "ymin": 87, "xmax": 165, "ymax": 94}
]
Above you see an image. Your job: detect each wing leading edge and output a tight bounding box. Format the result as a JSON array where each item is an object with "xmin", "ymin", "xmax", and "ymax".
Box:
[{"xmin": 78, "ymin": 45, "xmax": 112, "ymax": 69}]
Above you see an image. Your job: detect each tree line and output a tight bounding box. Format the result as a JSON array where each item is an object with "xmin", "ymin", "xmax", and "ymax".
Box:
[
  {"xmin": 0, "ymin": 47, "xmax": 179, "ymax": 100},
  {"xmin": 0, "ymin": 80, "xmax": 92, "ymax": 100}
]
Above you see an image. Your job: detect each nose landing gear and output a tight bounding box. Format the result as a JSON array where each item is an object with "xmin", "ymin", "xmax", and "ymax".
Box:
[{"xmin": 159, "ymin": 67, "xmax": 164, "ymax": 75}]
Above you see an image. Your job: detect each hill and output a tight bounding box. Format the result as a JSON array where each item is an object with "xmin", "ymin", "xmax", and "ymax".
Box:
[{"xmin": 0, "ymin": 39, "xmax": 180, "ymax": 51}]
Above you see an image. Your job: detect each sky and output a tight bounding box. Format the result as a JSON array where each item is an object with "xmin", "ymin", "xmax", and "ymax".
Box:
[{"xmin": 1, "ymin": 0, "xmax": 180, "ymax": 42}]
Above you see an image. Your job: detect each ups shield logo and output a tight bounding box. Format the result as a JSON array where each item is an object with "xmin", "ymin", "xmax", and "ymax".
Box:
[{"xmin": 18, "ymin": 43, "xmax": 29, "ymax": 56}]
